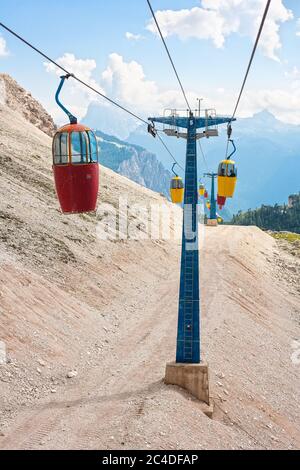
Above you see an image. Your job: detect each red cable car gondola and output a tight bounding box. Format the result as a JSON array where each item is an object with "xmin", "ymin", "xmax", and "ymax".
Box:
[
  {"xmin": 204, "ymin": 190, "xmax": 208, "ymax": 199},
  {"xmin": 53, "ymin": 74, "xmax": 99, "ymax": 214}
]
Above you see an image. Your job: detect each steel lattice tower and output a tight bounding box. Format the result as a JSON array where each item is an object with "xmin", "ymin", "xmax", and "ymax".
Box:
[{"xmin": 149, "ymin": 111, "xmax": 233, "ymax": 363}]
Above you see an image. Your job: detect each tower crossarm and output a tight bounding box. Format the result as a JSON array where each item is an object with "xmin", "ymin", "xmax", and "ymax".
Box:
[
  {"xmin": 149, "ymin": 116, "xmax": 190, "ymax": 129},
  {"xmin": 149, "ymin": 116, "xmax": 235, "ymax": 130}
]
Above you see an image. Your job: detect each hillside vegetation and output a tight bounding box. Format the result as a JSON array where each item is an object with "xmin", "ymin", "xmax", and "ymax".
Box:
[{"xmin": 231, "ymin": 193, "xmax": 300, "ymax": 234}]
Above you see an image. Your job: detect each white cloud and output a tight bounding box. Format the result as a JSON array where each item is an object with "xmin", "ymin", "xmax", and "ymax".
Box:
[
  {"xmin": 125, "ymin": 32, "xmax": 143, "ymax": 41},
  {"xmin": 44, "ymin": 50, "xmax": 300, "ymax": 134},
  {"xmin": 44, "ymin": 52, "xmax": 102, "ymax": 92},
  {"xmin": 0, "ymin": 36, "xmax": 9, "ymax": 57},
  {"xmin": 44, "ymin": 53, "xmax": 105, "ymax": 122},
  {"xmin": 101, "ymin": 52, "xmax": 199, "ymax": 114},
  {"xmin": 101, "ymin": 53, "xmax": 158, "ymax": 111},
  {"xmin": 207, "ymin": 84, "xmax": 300, "ymax": 125},
  {"xmin": 146, "ymin": 0, "xmax": 293, "ymax": 61},
  {"xmin": 44, "ymin": 51, "xmax": 199, "ymax": 135},
  {"xmin": 147, "ymin": 7, "xmax": 226, "ymax": 47},
  {"xmin": 243, "ymin": 88, "xmax": 300, "ymax": 124}
]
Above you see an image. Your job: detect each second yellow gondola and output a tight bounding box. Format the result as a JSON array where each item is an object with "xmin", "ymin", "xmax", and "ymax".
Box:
[
  {"xmin": 170, "ymin": 176, "xmax": 184, "ymax": 204},
  {"xmin": 218, "ymin": 159, "xmax": 237, "ymax": 198}
]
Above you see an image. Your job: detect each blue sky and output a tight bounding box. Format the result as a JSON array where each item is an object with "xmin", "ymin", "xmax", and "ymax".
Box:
[{"xmin": 1, "ymin": 0, "xmax": 300, "ymax": 133}]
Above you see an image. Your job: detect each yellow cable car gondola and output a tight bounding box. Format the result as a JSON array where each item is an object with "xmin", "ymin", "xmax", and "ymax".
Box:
[
  {"xmin": 170, "ymin": 164, "xmax": 184, "ymax": 204},
  {"xmin": 218, "ymin": 140, "xmax": 237, "ymax": 198},
  {"xmin": 199, "ymin": 183, "xmax": 205, "ymax": 197}
]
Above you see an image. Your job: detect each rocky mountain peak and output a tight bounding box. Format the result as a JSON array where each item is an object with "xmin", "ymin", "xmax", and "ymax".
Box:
[{"xmin": 0, "ymin": 73, "xmax": 56, "ymax": 137}]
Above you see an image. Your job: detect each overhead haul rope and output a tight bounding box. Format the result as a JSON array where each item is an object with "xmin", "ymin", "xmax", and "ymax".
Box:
[
  {"xmin": 229, "ymin": 0, "xmax": 271, "ymax": 122},
  {"xmin": 157, "ymin": 133, "xmax": 184, "ymax": 172},
  {"xmin": 146, "ymin": 0, "xmax": 219, "ymax": 174},
  {"xmin": 225, "ymin": 0, "xmax": 271, "ymax": 156},
  {"xmin": 146, "ymin": 0, "xmax": 192, "ymax": 113},
  {"xmin": 0, "ymin": 23, "xmax": 148, "ymax": 126},
  {"xmin": 0, "ymin": 21, "xmax": 182, "ymax": 172}
]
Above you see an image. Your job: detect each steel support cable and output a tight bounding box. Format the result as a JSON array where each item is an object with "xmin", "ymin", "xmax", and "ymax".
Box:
[
  {"xmin": 225, "ymin": 0, "xmax": 271, "ymax": 158},
  {"xmin": 146, "ymin": 0, "xmax": 192, "ymax": 113},
  {"xmin": 157, "ymin": 133, "xmax": 184, "ymax": 172},
  {"xmin": 229, "ymin": 0, "xmax": 271, "ymax": 122},
  {"xmin": 0, "ymin": 22, "xmax": 149, "ymax": 126},
  {"xmin": 0, "ymin": 21, "xmax": 182, "ymax": 172}
]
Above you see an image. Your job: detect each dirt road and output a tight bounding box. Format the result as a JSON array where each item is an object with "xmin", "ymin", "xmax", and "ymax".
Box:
[
  {"xmin": 1, "ymin": 226, "xmax": 299, "ymax": 450},
  {"xmin": 1, "ymin": 76, "xmax": 299, "ymax": 450}
]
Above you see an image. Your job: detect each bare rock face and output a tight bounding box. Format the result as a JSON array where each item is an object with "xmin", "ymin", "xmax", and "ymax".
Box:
[
  {"xmin": 118, "ymin": 150, "xmax": 171, "ymax": 198},
  {"xmin": 0, "ymin": 73, "xmax": 56, "ymax": 137},
  {"xmin": 95, "ymin": 131, "xmax": 171, "ymax": 199}
]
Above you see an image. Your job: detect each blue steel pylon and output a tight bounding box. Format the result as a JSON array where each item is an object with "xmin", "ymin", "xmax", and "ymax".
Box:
[
  {"xmin": 204, "ymin": 172, "xmax": 218, "ymax": 220},
  {"xmin": 149, "ymin": 112, "xmax": 233, "ymax": 363}
]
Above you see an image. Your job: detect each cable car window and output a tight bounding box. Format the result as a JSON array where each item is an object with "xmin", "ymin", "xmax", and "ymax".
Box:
[
  {"xmin": 53, "ymin": 133, "xmax": 69, "ymax": 165},
  {"xmin": 87, "ymin": 131, "xmax": 98, "ymax": 163},
  {"xmin": 71, "ymin": 132, "xmax": 86, "ymax": 164},
  {"xmin": 171, "ymin": 179, "xmax": 183, "ymax": 189},
  {"xmin": 80, "ymin": 132, "xmax": 88, "ymax": 162},
  {"xmin": 227, "ymin": 164, "xmax": 236, "ymax": 177},
  {"xmin": 218, "ymin": 163, "xmax": 226, "ymax": 177},
  {"xmin": 53, "ymin": 134, "xmax": 61, "ymax": 164}
]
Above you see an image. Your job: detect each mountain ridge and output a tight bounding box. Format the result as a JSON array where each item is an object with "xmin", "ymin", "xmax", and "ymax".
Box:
[
  {"xmin": 127, "ymin": 110, "xmax": 300, "ymax": 213},
  {"xmin": 0, "ymin": 73, "xmax": 56, "ymax": 137},
  {"xmin": 95, "ymin": 129, "xmax": 171, "ymax": 198}
]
